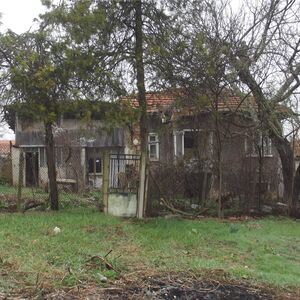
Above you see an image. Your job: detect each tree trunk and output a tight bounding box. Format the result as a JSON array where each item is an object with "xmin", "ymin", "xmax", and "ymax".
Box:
[
  {"xmin": 237, "ymin": 67, "xmax": 298, "ymax": 216},
  {"xmin": 217, "ymin": 158, "xmax": 223, "ymax": 218},
  {"xmin": 45, "ymin": 121, "xmax": 59, "ymax": 210},
  {"xmin": 134, "ymin": 0, "xmax": 148, "ymax": 219},
  {"xmin": 214, "ymin": 101, "xmax": 223, "ymax": 218},
  {"xmin": 215, "ymin": 124, "xmax": 223, "ymax": 218},
  {"xmin": 258, "ymin": 150, "xmax": 263, "ymax": 210},
  {"xmin": 292, "ymin": 162, "xmax": 300, "ymax": 217},
  {"xmin": 273, "ymin": 136, "xmax": 295, "ymax": 216}
]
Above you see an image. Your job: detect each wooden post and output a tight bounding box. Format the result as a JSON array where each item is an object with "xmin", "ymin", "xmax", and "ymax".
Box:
[
  {"xmin": 9, "ymin": 141, "xmax": 13, "ymax": 185},
  {"xmin": 80, "ymin": 148, "xmax": 86, "ymax": 190},
  {"xmin": 134, "ymin": 0, "xmax": 148, "ymax": 219},
  {"xmin": 137, "ymin": 151, "xmax": 147, "ymax": 219},
  {"xmin": 102, "ymin": 150, "xmax": 109, "ymax": 213},
  {"xmin": 17, "ymin": 150, "xmax": 24, "ymax": 212},
  {"xmin": 143, "ymin": 160, "xmax": 149, "ymax": 216},
  {"xmin": 45, "ymin": 121, "xmax": 59, "ymax": 210}
]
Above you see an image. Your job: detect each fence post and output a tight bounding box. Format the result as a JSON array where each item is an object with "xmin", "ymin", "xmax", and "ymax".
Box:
[
  {"xmin": 102, "ymin": 150, "xmax": 109, "ymax": 213},
  {"xmin": 17, "ymin": 150, "xmax": 24, "ymax": 212},
  {"xmin": 137, "ymin": 151, "xmax": 147, "ymax": 219},
  {"xmin": 143, "ymin": 161, "xmax": 149, "ymax": 216}
]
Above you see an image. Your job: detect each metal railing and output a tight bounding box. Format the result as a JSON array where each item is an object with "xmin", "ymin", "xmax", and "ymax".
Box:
[{"xmin": 109, "ymin": 154, "xmax": 140, "ymax": 193}]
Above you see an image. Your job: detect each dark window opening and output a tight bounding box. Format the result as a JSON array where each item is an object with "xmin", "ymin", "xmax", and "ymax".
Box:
[
  {"xmin": 184, "ymin": 131, "xmax": 199, "ymax": 158},
  {"xmin": 88, "ymin": 157, "xmax": 102, "ymax": 173},
  {"xmin": 184, "ymin": 132, "xmax": 196, "ymax": 149}
]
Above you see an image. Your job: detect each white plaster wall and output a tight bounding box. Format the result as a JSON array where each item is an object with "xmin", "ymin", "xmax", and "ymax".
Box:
[
  {"xmin": 108, "ymin": 193, "xmax": 137, "ymax": 217},
  {"xmin": 11, "ymin": 147, "xmax": 26, "ymax": 187},
  {"xmin": 81, "ymin": 148, "xmax": 86, "ymax": 186},
  {"xmin": 39, "ymin": 166, "xmax": 48, "ymax": 187},
  {"xmin": 88, "ymin": 175, "xmax": 103, "ymax": 188},
  {"xmin": 39, "ymin": 166, "xmax": 68, "ymax": 187}
]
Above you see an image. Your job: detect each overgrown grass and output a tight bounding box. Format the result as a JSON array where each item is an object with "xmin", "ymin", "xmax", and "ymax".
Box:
[
  {"xmin": 0, "ymin": 183, "xmax": 101, "ymax": 210},
  {"xmin": 0, "ymin": 208, "xmax": 299, "ymax": 294},
  {"xmin": 0, "ymin": 184, "xmax": 46, "ymax": 197}
]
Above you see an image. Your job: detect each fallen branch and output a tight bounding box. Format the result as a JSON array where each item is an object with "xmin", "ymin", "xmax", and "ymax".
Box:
[
  {"xmin": 23, "ymin": 201, "xmax": 44, "ymax": 212},
  {"xmin": 104, "ymin": 249, "xmax": 113, "ymax": 258},
  {"xmin": 149, "ymin": 171, "xmax": 208, "ymax": 217},
  {"xmin": 86, "ymin": 254, "xmax": 119, "ymax": 274}
]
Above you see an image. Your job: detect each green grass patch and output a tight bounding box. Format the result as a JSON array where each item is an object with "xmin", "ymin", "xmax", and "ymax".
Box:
[
  {"xmin": 0, "ymin": 184, "xmax": 47, "ymax": 197},
  {"xmin": 0, "ymin": 209, "xmax": 299, "ymax": 294},
  {"xmin": 0, "ymin": 183, "xmax": 102, "ymax": 210}
]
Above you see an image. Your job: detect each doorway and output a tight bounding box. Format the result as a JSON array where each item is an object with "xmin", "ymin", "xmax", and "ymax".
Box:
[{"xmin": 25, "ymin": 151, "xmax": 39, "ymax": 187}]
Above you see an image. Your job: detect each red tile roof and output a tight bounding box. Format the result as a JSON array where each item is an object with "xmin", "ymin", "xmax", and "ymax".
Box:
[
  {"xmin": 214, "ymin": 96, "xmax": 256, "ymax": 111},
  {"xmin": 126, "ymin": 90, "xmax": 256, "ymax": 113},
  {"xmin": 126, "ymin": 91, "xmax": 176, "ymax": 113}
]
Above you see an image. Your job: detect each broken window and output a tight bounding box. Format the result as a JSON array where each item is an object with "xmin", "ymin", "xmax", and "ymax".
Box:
[{"xmin": 174, "ymin": 130, "xmax": 213, "ymax": 159}]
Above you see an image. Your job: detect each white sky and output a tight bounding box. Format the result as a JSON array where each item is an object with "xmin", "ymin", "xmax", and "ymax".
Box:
[
  {"xmin": 0, "ymin": 1, "xmax": 46, "ymax": 139},
  {"xmin": 0, "ymin": 0, "xmax": 242, "ymax": 140},
  {"xmin": 0, "ymin": 0, "xmax": 46, "ymax": 34}
]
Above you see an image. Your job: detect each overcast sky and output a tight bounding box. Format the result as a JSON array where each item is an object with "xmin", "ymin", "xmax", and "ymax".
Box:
[
  {"xmin": 0, "ymin": 1, "xmax": 46, "ymax": 139},
  {"xmin": 0, "ymin": 0, "xmax": 45, "ymax": 34},
  {"xmin": 0, "ymin": 0, "xmax": 243, "ymax": 140}
]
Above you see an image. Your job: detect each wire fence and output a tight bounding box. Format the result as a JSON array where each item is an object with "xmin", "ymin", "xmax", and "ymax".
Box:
[
  {"xmin": 0, "ymin": 141, "xmax": 287, "ymax": 216},
  {"xmin": 0, "ymin": 143, "xmax": 101, "ymax": 212},
  {"xmin": 146, "ymin": 157, "xmax": 285, "ymax": 217}
]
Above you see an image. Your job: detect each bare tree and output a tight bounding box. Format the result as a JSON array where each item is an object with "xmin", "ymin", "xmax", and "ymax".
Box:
[
  {"xmin": 159, "ymin": 0, "xmax": 300, "ymax": 215},
  {"xmin": 225, "ymin": 0, "xmax": 300, "ymax": 215}
]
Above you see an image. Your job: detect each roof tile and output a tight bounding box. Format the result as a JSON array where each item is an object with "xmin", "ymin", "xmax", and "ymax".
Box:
[{"xmin": 126, "ymin": 91, "xmax": 255, "ymax": 113}]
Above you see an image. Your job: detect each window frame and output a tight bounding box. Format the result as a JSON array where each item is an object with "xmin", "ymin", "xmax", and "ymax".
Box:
[
  {"xmin": 245, "ymin": 133, "xmax": 273, "ymax": 157},
  {"xmin": 39, "ymin": 147, "xmax": 65, "ymax": 167},
  {"xmin": 174, "ymin": 129, "xmax": 213, "ymax": 158},
  {"xmin": 148, "ymin": 133, "xmax": 159, "ymax": 161},
  {"xmin": 39, "ymin": 147, "xmax": 46, "ymax": 167},
  {"xmin": 88, "ymin": 156, "xmax": 102, "ymax": 175}
]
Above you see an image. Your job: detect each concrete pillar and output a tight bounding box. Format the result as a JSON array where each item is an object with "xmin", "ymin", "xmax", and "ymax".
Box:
[{"xmin": 11, "ymin": 147, "xmax": 20, "ymax": 186}]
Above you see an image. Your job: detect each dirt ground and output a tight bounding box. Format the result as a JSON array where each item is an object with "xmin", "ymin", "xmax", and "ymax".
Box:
[{"xmin": 2, "ymin": 273, "xmax": 298, "ymax": 300}]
